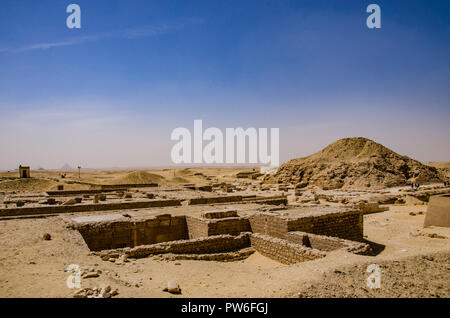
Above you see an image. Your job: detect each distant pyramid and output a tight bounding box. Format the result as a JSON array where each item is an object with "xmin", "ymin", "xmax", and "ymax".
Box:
[{"xmin": 265, "ymin": 137, "xmax": 443, "ymax": 189}]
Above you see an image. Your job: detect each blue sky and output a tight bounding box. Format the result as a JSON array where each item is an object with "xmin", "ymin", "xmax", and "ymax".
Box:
[{"xmin": 0, "ymin": 0, "xmax": 449, "ymax": 169}]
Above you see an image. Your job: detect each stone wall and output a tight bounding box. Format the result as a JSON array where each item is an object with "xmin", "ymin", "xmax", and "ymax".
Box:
[
  {"xmin": 250, "ymin": 233, "xmax": 326, "ymax": 265},
  {"xmin": 243, "ymin": 196, "xmax": 288, "ymax": 206},
  {"xmin": 76, "ymin": 214, "xmax": 188, "ymax": 251},
  {"xmin": 248, "ymin": 213, "xmax": 288, "ymax": 238},
  {"xmin": 46, "ymin": 189, "xmax": 127, "ymax": 196},
  {"xmin": 249, "ymin": 210, "xmax": 363, "ymax": 242},
  {"xmin": 0, "ymin": 199, "xmax": 182, "ymax": 217},
  {"xmin": 188, "ymin": 195, "xmax": 243, "ymax": 205},
  {"xmin": 100, "ymin": 233, "xmax": 252, "ymax": 259},
  {"xmin": 286, "ymin": 211, "xmax": 363, "ymax": 241},
  {"xmin": 285, "ymin": 231, "xmax": 371, "ymax": 255},
  {"xmin": 186, "ymin": 216, "xmax": 251, "ymax": 239},
  {"xmin": 358, "ymin": 202, "xmax": 387, "ymax": 214},
  {"xmin": 201, "ymin": 209, "xmax": 238, "ymax": 219}
]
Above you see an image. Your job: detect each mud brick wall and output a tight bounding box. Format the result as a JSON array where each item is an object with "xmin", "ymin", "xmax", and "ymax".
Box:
[
  {"xmin": 99, "ymin": 184, "xmax": 158, "ymax": 190},
  {"xmin": 285, "ymin": 231, "xmax": 371, "ymax": 255},
  {"xmin": 46, "ymin": 189, "xmax": 126, "ymax": 196},
  {"xmin": 244, "ymin": 196, "xmax": 288, "ymax": 206},
  {"xmin": 248, "ymin": 213, "xmax": 289, "ymax": 238},
  {"xmin": 77, "ymin": 215, "xmax": 188, "ymax": 251},
  {"xmin": 208, "ymin": 217, "xmax": 251, "ymax": 236},
  {"xmin": 185, "ymin": 216, "xmax": 209, "ymax": 238},
  {"xmin": 186, "ymin": 216, "xmax": 251, "ymax": 239},
  {"xmin": 249, "ymin": 211, "xmax": 363, "ymax": 242},
  {"xmin": 358, "ymin": 202, "xmax": 387, "ymax": 214},
  {"xmin": 286, "ymin": 211, "xmax": 363, "ymax": 241},
  {"xmin": 0, "ymin": 199, "xmax": 182, "ymax": 217},
  {"xmin": 201, "ymin": 209, "xmax": 238, "ymax": 219},
  {"xmin": 249, "ymin": 233, "xmax": 326, "ymax": 265},
  {"xmin": 285, "ymin": 231, "xmax": 346, "ymax": 251},
  {"xmin": 188, "ymin": 195, "xmax": 243, "ymax": 205},
  {"xmin": 103, "ymin": 233, "xmax": 252, "ymax": 259}
]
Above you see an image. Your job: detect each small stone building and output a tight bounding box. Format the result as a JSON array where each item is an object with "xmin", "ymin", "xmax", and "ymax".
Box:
[{"xmin": 19, "ymin": 165, "xmax": 30, "ymax": 178}]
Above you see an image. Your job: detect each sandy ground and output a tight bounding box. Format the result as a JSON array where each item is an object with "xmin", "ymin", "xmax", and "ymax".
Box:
[
  {"xmin": 0, "ymin": 203, "xmax": 448, "ymax": 298},
  {"xmin": 0, "ymin": 167, "xmax": 257, "ymax": 192}
]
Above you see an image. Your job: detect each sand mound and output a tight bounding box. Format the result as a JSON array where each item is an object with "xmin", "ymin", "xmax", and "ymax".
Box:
[
  {"xmin": 170, "ymin": 177, "xmax": 190, "ymax": 184},
  {"xmin": 425, "ymin": 162, "xmax": 450, "ymax": 179},
  {"xmin": 111, "ymin": 171, "xmax": 165, "ymax": 184},
  {"xmin": 266, "ymin": 137, "xmax": 443, "ymax": 189},
  {"xmin": 0, "ymin": 178, "xmax": 57, "ymax": 192},
  {"xmin": 178, "ymin": 168, "xmax": 193, "ymax": 176}
]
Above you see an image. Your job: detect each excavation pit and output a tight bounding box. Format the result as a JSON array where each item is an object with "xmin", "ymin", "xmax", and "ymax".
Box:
[{"xmin": 67, "ymin": 206, "xmax": 371, "ymax": 264}]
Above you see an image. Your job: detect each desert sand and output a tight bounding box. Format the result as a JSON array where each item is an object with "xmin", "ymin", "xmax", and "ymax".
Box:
[{"xmin": 0, "ymin": 138, "xmax": 449, "ymax": 298}]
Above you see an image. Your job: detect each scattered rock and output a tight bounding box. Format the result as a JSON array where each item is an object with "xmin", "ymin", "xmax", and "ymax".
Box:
[
  {"xmin": 42, "ymin": 233, "xmax": 51, "ymax": 241},
  {"xmin": 164, "ymin": 281, "xmax": 182, "ymax": 294},
  {"xmin": 16, "ymin": 201, "xmax": 25, "ymax": 207},
  {"xmin": 83, "ymin": 271, "xmax": 100, "ymax": 278},
  {"xmin": 422, "ymin": 233, "xmax": 447, "ymax": 239},
  {"xmin": 73, "ymin": 285, "xmax": 118, "ymax": 298},
  {"xmin": 62, "ymin": 199, "xmax": 77, "ymax": 206}
]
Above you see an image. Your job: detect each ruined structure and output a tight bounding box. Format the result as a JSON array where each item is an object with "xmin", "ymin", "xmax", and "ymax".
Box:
[
  {"xmin": 19, "ymin": 165, "xmax": 30, "ymax": 178},
  {"xmin": 66, "ymin": 206, "xmax": 371, "ymax": 265}
]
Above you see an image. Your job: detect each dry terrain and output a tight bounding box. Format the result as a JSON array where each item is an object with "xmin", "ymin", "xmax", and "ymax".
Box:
[{"xmin": 0, "ymin": 166, "xmax": 449, "ymax": 298}]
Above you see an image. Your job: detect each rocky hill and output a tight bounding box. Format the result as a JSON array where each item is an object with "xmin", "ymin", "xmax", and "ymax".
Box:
[{"xmin": 265, "ymin": 137, "xmax": 443, "ymax": 189}]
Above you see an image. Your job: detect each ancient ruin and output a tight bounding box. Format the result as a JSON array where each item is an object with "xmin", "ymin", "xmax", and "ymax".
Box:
[{"xmin": 1, "ymin": 149, "xmax": 449, "ymax": 298}]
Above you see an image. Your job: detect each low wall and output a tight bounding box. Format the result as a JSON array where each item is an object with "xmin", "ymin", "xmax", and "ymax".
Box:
[
  {"xmin": 201, "ymin": 209, "xmax": 238, "ymax": 219},
  {"xmin": 285, "ymin": 231, "xmax": 371, "ymax": 255},
  {"xmin": 243, "ymin": 196, "xmax": 288, "ymax": 206},
  {"xmin": 76, "ymin": 214, "xmax": 188, "ymax": 251},
  {"xmin": 249, "ymin": 210, "xmax": 363, "ymax": 242},
  {"xmin": 188, "ymin": 195, "xmax": 243, "ymax": 205},
  {"xmin": 46, "ymin": 189, "xmax": 127, "ymax": 196},
  {"xmin": 100, "ymin": 233, "xmax": 252, "ymax": 259},
  {"xmin": 250, "ymin": 233, "xmax": 326, "ymax": 265},
  {"xmin": 186, "ymin": 216, "xmax": 251, "ymax": 239},
  {"xmin": 286, "ymin": 211, "xmax": 363, "ymax": 241},
  {"xmin": 358, "ymin": 202, "xmax": 387, "ymax": 214},
  {"xmin": 94, "ymin": 184, "xmax": 158, "ymax": 190},
  {"xmin": 248, "ymin": 213, "xmax": 288, "ymax": 238},
  {"xmin": 0, "ymin": 199, "xmax": 182, "ymax": 217}
]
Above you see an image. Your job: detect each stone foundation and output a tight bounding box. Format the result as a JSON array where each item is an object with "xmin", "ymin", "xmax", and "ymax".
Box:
[
  {"xmin": 186, "ymin": 215, "xmax": 251, "ymax": 239},
  {"xmin": 72, "ymin": 214, "xmax": 188, "ymax": 251},
  {"xmin": 0, "ymin": 199, "xmax": 182, "ymax": 217},
  {"xmin": 250, "ymin": 233, "xmax": 326, "ymax": 264},
  {"xmin": 99, "ymin": 233, "xmax": 252, "ymax": 259},
  {"xmin": 249, "ymin": 208, "xmax": 364, "ymax": 242},
  {"xmin": 69, "ymin": 205, "xmax": 369, "ymax": 264}
]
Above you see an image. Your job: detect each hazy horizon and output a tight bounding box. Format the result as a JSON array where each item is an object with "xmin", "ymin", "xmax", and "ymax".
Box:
[{"xmin": 1, "ymin": 0, "xmax": 449, "ymax": 170}]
